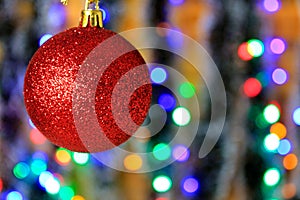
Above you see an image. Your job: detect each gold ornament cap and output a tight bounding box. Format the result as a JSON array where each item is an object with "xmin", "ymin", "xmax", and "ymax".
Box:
[{"xmin": 61, "ymin": 0, "xmax": 103, "ymax": 28}]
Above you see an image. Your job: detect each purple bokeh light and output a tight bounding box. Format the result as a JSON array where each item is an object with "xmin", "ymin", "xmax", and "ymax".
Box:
[
  {"xmin": 182, "ymin": 177, "xmax": 199, "ymax": 194},
  {"xmin": 262, "ymin": 0, "xmax": 281, "ymax": 13},
  {"xmin": 169, "ymin": 0, "xmax": 185, "ymax": 6},
  {"xmin": 270, "ymin": 38, "xmax": 286, "ymax": 55},
  {"xmin": 272, "ymin": 68, "xmax": 288, "ymax": 85},
  {"xmin": 172, "ymin": 145, "xmax": 190, "ymax": 162}
]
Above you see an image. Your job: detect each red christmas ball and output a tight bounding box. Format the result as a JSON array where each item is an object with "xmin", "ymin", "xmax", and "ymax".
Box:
[{"xmin": 24, "ymin": 26, "xmax": 152, "ymax": 152}]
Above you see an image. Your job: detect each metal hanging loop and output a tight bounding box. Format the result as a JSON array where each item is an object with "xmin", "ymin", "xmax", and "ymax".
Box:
[
  {"xmin": 82, "ymin": 0, "xmax": 103, "ymax": 28},
  {"xmin": 61, "ymin": 0, "xmax": 103, "ymax": 28}
]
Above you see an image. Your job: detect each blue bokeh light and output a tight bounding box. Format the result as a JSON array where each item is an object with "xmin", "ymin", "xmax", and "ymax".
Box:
[
  {"xmin": 277, "ymin": 139, "xmax": 292, "ymax": 156},
  {"xmin": 292, "ymin": 108, "xmax": 300, "ymax": 125},
  {"xmin": 28, "ymin": 118, "xmax": 36, "ymax": 128},
  {"xmin": 151, "ymin": 67, "xmax": 168, "ymax": 84},
  {"xmin": 169, "ymin": 0, "xmax": 185, "ymax": 6},
  {"xmin": 39, "ymin": 171, "xmax": 53, "ymax": 188},
  {"xmin": 48, "ymin": 3, "xmax": 66, "ymax": 29},
  {"xmin": 158, "ymin": 94, "xmax": 176, "ymax": 111},
  {"xmin": 100, "ymin": 8, "xmax": 110, "ymax": 23},
  {"xmin": 32, "ymin": 151, "xmax": 48, "ymax": 162},
  {"xmin": 39, "ymin": 34, "xmax": 53, "ymax": 46},
  {"xmin": 6, "ymin": 191, "xmax": 23, "ymax": 200},
  {"xmin": 166, "ymin": 28, "xmax": 184, "ymax": 49}
]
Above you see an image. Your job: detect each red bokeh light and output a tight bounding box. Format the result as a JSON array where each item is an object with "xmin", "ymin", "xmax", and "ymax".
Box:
[
  {"xmin": 0, "ymin": 178, "xmax": 3, "ymax": 192},
  {"xmin": 238, "ymin": 42, "xmax": 253, "ymax": 61},
  {"xmin": 269, "ymin": 100, "xmax": 282, "ymax": 113},
  {"xmin": 243, "ymin": 78, "xmax": 262, "ymax": 97},
  {"xmin": 156, "ymin": 22, "xmax": 172, "ymax": 37},
  {"xmin": 30, "ymin": 128, "xmax": 47, "ymax": 145}
]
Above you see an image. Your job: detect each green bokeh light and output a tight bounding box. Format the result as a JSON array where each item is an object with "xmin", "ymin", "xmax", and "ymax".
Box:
[
  {"xmin": 247, "ymin": 39, "xmax": 264, "ymax": 57},
  {"xmin": 152, "ymin": 143, "xmax": 171, "ymax": 161},
  {"xmin": 13, "ymin": 162, "xmax": 30, "ymax": 179},
  {"xmin": 263, "ymin": 134, "xmax": 280, "ymax": 152},
  {"xmin": 263, "ymin": 104, "xmax": 280, "ymax": 124},
  {"xmin": 152, "ymin": 175, "xmax": 172, "ymax": 193},
  {"xmin": 179, "ymin": 82, "xmax": 196, "ymax": 98},
  {"xmin": 263, "ymin": 168, "xmax": 280, "ymax": 186},
  {"xmin": 72, "ymin": 152, "xmax": 89, "ymax": 165},
  {"xmin": 59, "ymin": 186, "xmax": 75, "ymax": 200},
  {"xmin": 45, "ymin": 177, "xmax": 60, "ymax": 195},
  {"xmin": 30, "ymin": 159, "xmax": 47, "ymax": 176},
  {"xmin": 172, "ymin": 107, "xmax": 191, "ymax": 126},
  {"xmin": 256, "ymin": 72, "xmax": 269, "ymax": 87},
  {"xmin": 255, "ymin": 113, "xmax": 270, "ymax": 129},
  {"xmin": 39, "ymin": 171, "xmax": 53, "ymax": 188}
]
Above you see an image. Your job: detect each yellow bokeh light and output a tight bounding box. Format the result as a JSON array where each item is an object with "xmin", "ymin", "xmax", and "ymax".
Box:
[
  {"xmin": 123, "ymin": 154, "xmax": 143, "ymax": 171},
  {"xmin": 270, "ymin": 122, "xmax": 287, "ymax": 139},
  {"xmin": 55, "ymin": 149, "xmax": 71, "ymax": 166},
  {"xmin": 72, "ymin": 195, "xmax": 85, "ymax": 200}
]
